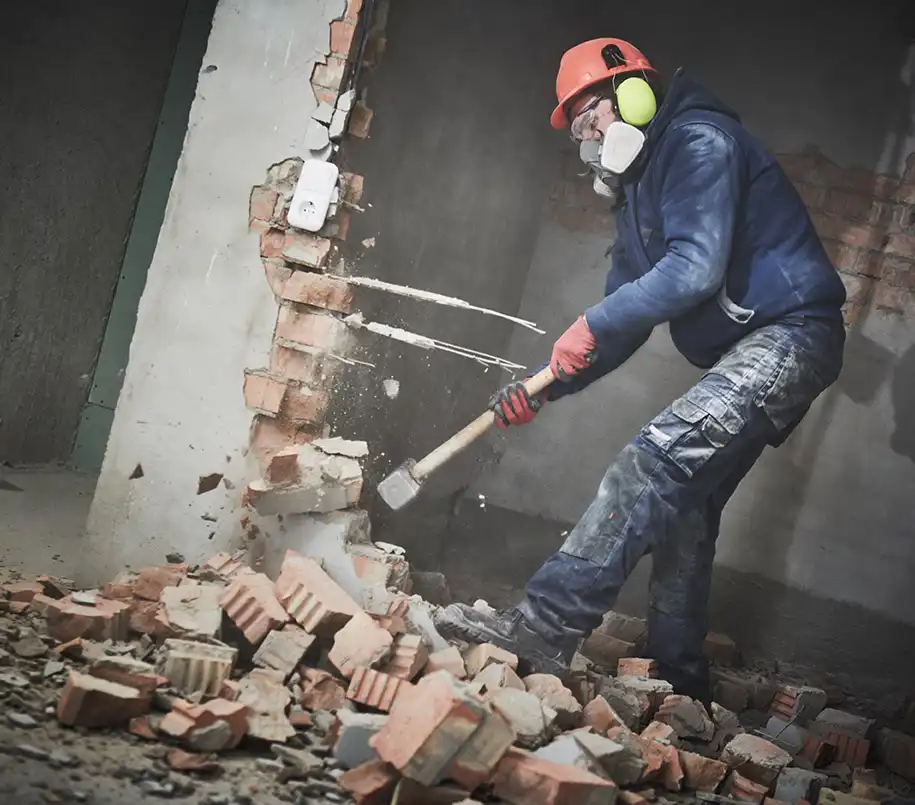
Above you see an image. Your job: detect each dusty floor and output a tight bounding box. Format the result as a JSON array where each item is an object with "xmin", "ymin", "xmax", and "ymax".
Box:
[{"xmin": 0, "ymin": 466, "xmax": 95, "ymax": 579}]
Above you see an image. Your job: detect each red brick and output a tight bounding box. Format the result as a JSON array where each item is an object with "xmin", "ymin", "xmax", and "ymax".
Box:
[
  {"xmin": 852, "ymin": 248, "xmax": 884, "ymax": 278},
  {"xmin": 383, "ymin": 633, "xmax": 429, "ymax": 681},
  {"xmin": 720, "ymin": 734, "xmax": 791, "ymax": 786},
  {"xmin": 275, "ymin": 305, "xmax": 348, "ymax": 352},
  {"xmin": 492, "ymin": 747, "xmax": 618, "ymax": 805},
  {"xmin": 662, "ymin": 742, "xmax": 684, "ymax": 792},
  {"xmin": 282, "ymin": 231, "xmax": 332, "ymax": 268},
  {"xmin": 219, "ymin": 573, "xmax": 288, "ymax": 644},
  {"xmin": 344, "ymin": 0, "xmax": 363, "ymax": 23},
  {"xmin": 887, "ymin": 231, "xmax": 915, "ymax": 258},
  {"xmin": 839, "ymin": 170, "xmax": 899, "ymax": 200},
  {"xmin": 463, "ymin": 643, "xmax": 518, "ymax": 677},
  {"xmin": 423, "ymin": 646, "xmax": 467, "ymax": 679},
  {"xmin": 312, "ymin": 56, "xmax": 347, "ymax": 92},
  {"xmin": 810, "ymin": 212, "xmax": 844, "ymax": 242},
  {"xmin": 874, "ymin": 282, "xmax": 915, "ymax": 314},
  {"xmin": 253, "ymin": 625, "xmax": 316, "ymax": 677},
  {"xmin": 134, "ymin": 564, "xmax": 187, "ymax": 601},
  {"xmin": 250, "ymin": 185, "xmax": 280, "ymax": 223},
  {"xmin": 330, "ymin": 20, "xmax": 357, "ymax": 58},
  {"xmin": 203, "ymin": 552, "xmax": 248, "ymax": 580},
  {"xmin": 582, "ymin": 695, "xmax": 626, "ymax": 735},
  {"xmin": 348, "ymin": 102, "xmax": 373, "ymax": 138},
  {"xmin": 243, "ymin": 371, "xmax": 286, "ymax": 417},
  {"xmin": 880, "ymin": 728, "xmax": 915, "ymax": 779},
  {"xmin": 281, "ymin": 270, "xmax": 352, "ymax": 313},
  {"xmin": 3, "ymin": 581, "xmax": 43, "ymax": 602},
  {"xmin": 99, "ymin": 581, "xmax": 135, "ymax": 600},
  {"xmin": 340, "ymin": 760, "xmax": 399, "ymax": 805},
  {"xmin": 263, "ymin": 259, "xmax": 293, "ymax": 297},
  {"xmin": 702, "ymin": 632, "xmax": 739, "ymax": 666},
  {"xmin": 128, "ymin": 715, "xmax": 158, "ymax": 740},
  {"xmin": 642, "ymin": 720, "xmax": 676, "ymax": 744},
  {"xmin": 836, "ymin": 224, "xmax": 887, "ymax": 250},
  {"xmin": 269, "ymin": 344, "xmax": 326, "ymax": 384},
  {"xmin": 128, "ymin": 600, "xmax": 166, "ymax": 636},
  {"xmin": 46, "ymin": 597, "xmax": 130, "ymax": 643},
  {"xmin": 57, "ymin": 671, "xmax": 149, "ymax": 728},
  {"xmin": 822, "ymin": 239, "xmax": 861, "ymax": 272},
  {"xmin": 818, "ymin": 729, "xmax": 869, "ymax": 768},
  {"xmin": 260, "ymin": 227, "xmax": 286, "ymax": 259},
  {"xmin": 726, "ymin": 771, "xmax": 769, "ymax": 804},
  {"xmin": 249, "ymin": 415, "xmax": 315, "ymax": 471},
  {"xmin": 800, "ymin": 732, "xmax": 835, "ymax": 767},
  {"xmin": 300, "ymin": 667, "xmax": 348, "ymax": 711},
  {"xmin": 824, "ymin": 189, "xmax": 882, "ymax": 223},
  {"xmin": 340, "ymin": 172, "xmax": 365, "ymax": 206},
  {"xmin": 607, "ymin": 726, "xmax": 667, "ymax": 780},
  {"xmin": 619, "ymin": 658, "xmax": 658, "ymax": 678},
  {"xmin": 679, "ymin": 750, "xmax": 728, "ymax": 793},
  {"xmin": 794, "ymin": 182, "xmax": 825, "ymax": 210},
  {"xmin": 348, "ymin": 667, "xmax": 414, "ymax": 712},
  {"xmin": 265, "ymin": 446, "xmax": 301, "ymax": 485},
  {"xmin": 312, "ymin": 84, "xmax": 338, "ymax": 106},
  {"xmin": 276, "ymin": 550, "xmax": 360, "ymax": 636},
  {"xmin": 88, "ymin": 657, "xmax": 168, "ymax": 697},
  {"xmin": 286, "ymin": 384, "xmax": 330, "ymax": 425},
  {"xmin": 166, "ymin": 749, "xmax": 220, "ymax": 774},
  {"xmin": 330, "ymin": 611, "xmax": 394, "ymax": 678},
  {"xmin": 160, "ymin": 697, "xmax": 248, "ymax": 749},
  {"xmin": 838, "ymin": 272, "xmax": 873, "ymax": 307},
  {"xmin": 319, "ymin": 206, "xmax": 352, "ymax": 241}
]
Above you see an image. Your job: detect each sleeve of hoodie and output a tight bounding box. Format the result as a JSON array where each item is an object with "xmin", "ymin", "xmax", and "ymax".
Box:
[
  {"xmin": 583, "ymin": 122, "xmax": 744, "ymax": 342},
  {"xmin": 547, "ymin": 240, "xmax": 652, "ymax": 401}
]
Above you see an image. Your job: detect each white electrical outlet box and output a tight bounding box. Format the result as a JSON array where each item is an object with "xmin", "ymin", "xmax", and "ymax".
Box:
[{"xmin": 288, "ymin": 159, "xmax": 340, "ymax": 232}]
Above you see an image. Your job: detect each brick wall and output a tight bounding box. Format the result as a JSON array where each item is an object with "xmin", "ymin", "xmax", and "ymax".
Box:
[
  {"xmin": 777, "ymin": 146, "xmax": 915, "ymax": 326},
  {"xmin": 242, "ymin": 0, "xmax": 375, "ymax": 472}
]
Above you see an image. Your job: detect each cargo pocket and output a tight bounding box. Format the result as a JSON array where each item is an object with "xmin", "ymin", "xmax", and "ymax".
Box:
[
  {"xmin": 640, "ymin": 386, "xmax": 745, "ymax": 478},
  {"xmin": 753, "ymin": 346, "xmax": 831, "ymax": 433}
]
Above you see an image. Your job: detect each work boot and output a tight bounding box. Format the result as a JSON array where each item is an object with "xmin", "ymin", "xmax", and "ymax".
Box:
[{"xmin": 433, "ymin": 604, "xmax": 578, "ymax": 677}]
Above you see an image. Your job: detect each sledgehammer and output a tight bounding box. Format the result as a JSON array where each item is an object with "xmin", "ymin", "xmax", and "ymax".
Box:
[{"xmin": 377, "ymin": 366, "xmax": 555, "ymax": 511}]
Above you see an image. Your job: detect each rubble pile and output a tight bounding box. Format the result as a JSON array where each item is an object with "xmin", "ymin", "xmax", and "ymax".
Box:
[{"xmin": 1, "ymin": 547, "xmax": 915, "ymax": 805}]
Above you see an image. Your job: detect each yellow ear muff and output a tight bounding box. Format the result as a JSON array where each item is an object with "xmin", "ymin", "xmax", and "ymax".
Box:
[{"xmin": 616, "ymin": 76, "xmax": 657, "ymax": 127}]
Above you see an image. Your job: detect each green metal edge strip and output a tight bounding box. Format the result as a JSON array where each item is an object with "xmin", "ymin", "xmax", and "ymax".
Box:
[{"xmin": 71, "ymin": 0, "xmax": 217, "ymax": 472}]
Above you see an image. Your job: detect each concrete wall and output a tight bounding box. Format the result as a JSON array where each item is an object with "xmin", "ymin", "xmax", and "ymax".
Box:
[
  {"xmin": 82, "ymin": 0, "xmax": 346, "ymax": 581},
  {"xmin": 334, "ymin": 0, "xmax": 915, "ymax": 696},
  {"xmin": 0, "ymin": 1, "xmax": 187, "ymax": 463}
]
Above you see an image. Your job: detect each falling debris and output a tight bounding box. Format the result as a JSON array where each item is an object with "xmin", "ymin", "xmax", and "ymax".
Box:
[
  {"xmin": 477, "ymin": 494, "xmax": 487, "ymax": 509},
  {"xmin": 197, "ymin": 473, "xmax": 224, "ymax": 495},
  {"xmin": 129, "ymin": 464, "xmax": 144, "ymax": 480},
  {"xmin": 344, "ymin": 313, "xmax": 526, "ymax": 371},
  {"xmin": 313, "ymin": 436, "xmax": 370, "ymax": 458},
  {"xmin": 383, "ymin": 378, "xmax": 400, "ymax": 399},
  {"xmin": 332, "ymin": 273, "xmax": 546, "ymax": 333},
  {"xmin": 361, "ymin": 236, "xmax": 376, "ymax": 249}
]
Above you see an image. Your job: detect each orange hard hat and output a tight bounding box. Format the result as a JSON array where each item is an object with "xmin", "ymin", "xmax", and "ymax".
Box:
[{"xmin": 551, "ymin": 38, "xmax": 657, "ymax": 130}]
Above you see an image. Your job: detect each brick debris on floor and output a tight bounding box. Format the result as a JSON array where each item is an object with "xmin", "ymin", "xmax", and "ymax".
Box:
[{"xmin": 2, "ymin": 542, "xmax": 915, "ymax": 804}]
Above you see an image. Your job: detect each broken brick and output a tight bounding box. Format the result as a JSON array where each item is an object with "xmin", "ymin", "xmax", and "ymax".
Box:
[
  {"xmin": 203, "ymin": 552, "xmax": 249, "ymax": 581},
  {"xmin": 448, "ymin": 706, "xmax": 515, "ymax": 790},
  {"xmin": 300, "ymin": 667, "xmax": 348, "ymax": 711},
  {"xmin": 370, "ymin": 671, "xmax": 508, "ymax": 786},
  {"xmin": 275, "ymin": 305, "xmax": 349, "ymax": 354},
  {"xmin": 281, "ymin": 270, "xmax": 352, "ymax": 313},
  {"xmin": 220, "ymin": 572, "xmax": 288, "ymax": 644},
  {"xmin": 249, "ymin": 185, "xmax": 279, "ymax": 223},
  {"xmin": 490, "ymin": 687, "xmax": 556, "ymax": 750},
  {"xmin": 679, "ymin": 750, "xmax": 729, "ymax": 793},
  {"xmin": 642, "ymin": 720, "xmax": 677, "ymax": 745},
  {"xmin": 607, "ymin": 727, "xmax": 667, "ymax": 783},
  {"xmin": 656, "ymin": 695, "xmax": 715, "ymax": 741},
  {"xmin": 329, "ymin": 611, "xmax": 394, "ymax": 678},
  {"xmin": 265, "ymin": 447, "xmax": 302, "ymax": 486},
  {"xmin": 492, "ymin": 747, "xmax": 618, "ymax": 805},
  {"xmin": 134, "ymin": 564, "xmax": 187, "ymax": 601},
  {"xmin": 3, "ymin": 581, "xmax": 43, "ymax": 602},
  {"xmin": 159, "ymin": 581, "xmax": 223, "ymax": 637},
  {"xmin": 619, "ymin": 658, "xmax": 658, "ymax": 678},
  {"xmin": 166, "ymin": 749, "xmax": 220, "ymax": 774},
  {"xmin": 523, "ymin": 674, "xmax": 583, "ymax": 730},
  {"xmin": 237, "ymin": 668, "xmax": 295, "ymax": 742},
  {"xmin": 253, "ymin": 624, "xmax": 315, "ymax": 678},
  {"xmin": 128, "ymin": 600, "xmax": 165, "ymax": 636},
  {"xmin": 382, "ymin": 633, "xmax": 429, "ymax": 681},
  {"xmin": 99, "ymin": 581, "xmax": 135, "ymax": 600},
  {"xmin": 703, "ymin": 632, "xmax": 739, "ymax": 666},
  {"xmin": 275, "ymin": 550, "xmax": 360, "ymax": 636},
  {"xmin": 661, "ymin": 743, "xmax": 684, "ymax": 792},
  {"xmin": 340, "ymin": 759, "xmax": 399, "ymax": 805},
  {"xmin": 88, "ymin": 656, "xmax": 167, "ymax": 697},
  {"xmin": 471, "ymin": 662, "xmax": 525, "ymax": 696},
  {"xmin": 720, "ymin": 733, "xmax": 792, "ymax": 787},
  {"xmin": 348, "ymin": 667, "xmax": 413, "ymax": 712},
  {"xmin": 160, "ymin": 639, "xmax": 237, "ymax": 698},
  {"xmin": 128, "ymin": 716, "xmax": 158, "ymax": 740},
  {"xmin": 770, "ymin": 685, "xmax": 827, "ymax": 725},
  {"xmin": 583, "ymin": 695, "xmax": 626, "ymax": 735},
  {"xmin": 57, "ymin": 671, "xmax": 150, "ymax": 728},
  {"xmin": 726, "ymin": 770, "xmax": 769, "ymax": 804},
  {"xmin": 463, "ymin": 643, "xmax": 518, "ymax": 677},
  {"xmin": 45, "ymin": 597, "xmax": 130, "ymax": 643},
  {"xmin": 423, "ymin": 645, "xmax": 466, "ymax": 679}
]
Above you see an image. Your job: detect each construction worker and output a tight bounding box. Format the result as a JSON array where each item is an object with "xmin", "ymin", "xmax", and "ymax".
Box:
[{"xmin": 435, "ymin": 39, "xmax": 846, "ymax": 703}]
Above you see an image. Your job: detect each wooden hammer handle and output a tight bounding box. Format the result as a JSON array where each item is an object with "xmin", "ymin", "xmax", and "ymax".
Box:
[{"xmin": 412, "ymin": 366, "xmax": 555, "ymax": 482}]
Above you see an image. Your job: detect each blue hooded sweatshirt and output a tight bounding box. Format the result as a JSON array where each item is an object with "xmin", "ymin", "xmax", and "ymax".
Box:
[{"xmin": 550, "ymin": 70, "xmax": 846, "ymax": 400}]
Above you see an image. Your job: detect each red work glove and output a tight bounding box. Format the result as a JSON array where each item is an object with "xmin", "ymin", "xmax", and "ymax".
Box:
[
  {"xmin": 489, "ymin": 380, "xmax": 546, "ymax": 429},
  {"xmin": 550, "ymin": 315, "xmax": 597, "ymax": 380}
]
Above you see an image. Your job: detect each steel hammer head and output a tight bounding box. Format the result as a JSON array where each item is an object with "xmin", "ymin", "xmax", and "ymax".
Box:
[{"xmin": 377, "ymin": 460, "xmax": 421, "ymax": 510}]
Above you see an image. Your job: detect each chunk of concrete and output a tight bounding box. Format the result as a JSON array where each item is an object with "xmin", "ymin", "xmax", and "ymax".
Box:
[
  {"xmin": 656, "ymin": 694, "xmax": 716, "ymax": 741},
  {"xmin": 471, "ymin": 662, "xmax": 525, "ymax": 696},
  {"xmin": 574, "ymin": 731, "xmax": 647, "ymax": 787},
  {"xmin": 720, "ymin": 733, "xmax": 792, "ymax": 787},
  {"xmin": 159, "ymin": 582, "xmax": 223, "ymax": 637},
  {"xmin": 328, "ymin": 611, "xmax": 394, "ymax": 678},
  {"xmin": 237, "ymin": 669, "xmax": 295, "ymax": 743},
  {"xmin": 463, "ymin": 643, "xmax": 518, "ymax": 677},
  {"xmin": 774, "ymin": 767, "xmax": 829, "ymax": 803},
  {"xmin": 424, "ymin": 645, "xmax": 467, "ymax": 679},
  {"xmin": 253, "ymin": 625, "xmax": 316, "ymax": 678},
  {"xmin": 332, "ymin": 710, "xmax": 388, "ymax": 769}
]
